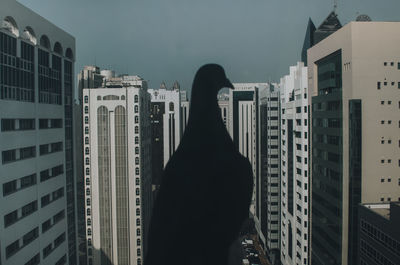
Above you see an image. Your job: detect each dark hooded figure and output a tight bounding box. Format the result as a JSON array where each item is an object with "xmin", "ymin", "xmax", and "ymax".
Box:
[{"xmin": 145, "ymin": 64, "xmax": 253, "ymax": 265}]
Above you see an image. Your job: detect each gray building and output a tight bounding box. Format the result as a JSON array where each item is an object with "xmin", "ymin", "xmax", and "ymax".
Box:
[
  {"xmin": 0, "ymin": 0, "xmax": 77, "ymax": 264},
  {"xmin": 358, "ymin": 203, "xmax": 400, "ymax": 265}
]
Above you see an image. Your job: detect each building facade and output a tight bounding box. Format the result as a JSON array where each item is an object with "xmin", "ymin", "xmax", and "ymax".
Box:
[
  {"xmin": 180, "ymin": 89, "xmax": 189, "ymax": 135},
  {"xmin": 148, "ymin": 83, "xmax": 181, "ymax": 186},
  {"xmin": 0, "ymin": 0, "xmax": 77, "ymax": 264},
  {"xmin": 76, "ymin": 65, "xmax": 105, "ymax": 265},
  {"xmin": 358, "ymin": 203, "xmax": 400, "ymax": 265},
  {"xmin": 258, "ymin": 84, "xmax": 281, "ymax": 265},
  {"xmin": 82, "ymin": 76, "xmax": 152, "ymax": 265},
  {"xmin": 308, "ymin": 22, "xmax": 400, "ymax": 265},
  {"xmin": 280, "ymin": 62, "xmax": 309, "ymax": 265},
  {"xmin": 229, "ymin": 83, "xmax": 261, "ymax": 217}
]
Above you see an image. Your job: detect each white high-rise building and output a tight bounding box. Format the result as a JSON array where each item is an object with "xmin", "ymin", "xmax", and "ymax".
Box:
[
  {"xmin": 83, "ymin": 75, "xmax": 152, "ymax": 265},
  {"xmin": 279, "ymin": 62, "xmax": 309, "ymax": 265},
  {"xmin": 229, "ymin": 83, "xmax": 263, "ymax": 216},
  {"xmin": 0, "ymin": 0, "xmax": 77, "ymax": 264},
  {"xmin": 258, "ymin": 84, "xmax": 281, "ymax": 265},
  {"xmin": 179, "ymin": 90, "xmax": 189, "ymax": 135},
  {"xmin": 218, "ymin": 93, "xmax": 229, "ymax": 130},
  {"xmin": 148, "ymin": 83, "xmax": 181, "ymax": 186}
]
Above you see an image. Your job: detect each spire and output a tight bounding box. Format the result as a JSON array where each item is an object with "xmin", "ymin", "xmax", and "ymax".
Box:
[
  {"xmin": 173, "ymin": 81, "xmax": 180, "ymax": 91},
  {"xmin": 314, "ymin": 11, "xmax": 342, "ymax": 44},
  {"xmin": 160, "ymin": 81, "xmax": 167, "ymax": 90}
]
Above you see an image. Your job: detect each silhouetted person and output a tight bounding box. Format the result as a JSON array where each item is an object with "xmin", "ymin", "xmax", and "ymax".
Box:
[{"xmin": 145, "ymin": 64, "xmax": 253, "ymax": 265}]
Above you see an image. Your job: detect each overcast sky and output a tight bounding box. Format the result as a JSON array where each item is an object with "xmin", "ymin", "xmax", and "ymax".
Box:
[{"xmin": 18, "ymin": 0, "xmax": 400, "ymax": 94}]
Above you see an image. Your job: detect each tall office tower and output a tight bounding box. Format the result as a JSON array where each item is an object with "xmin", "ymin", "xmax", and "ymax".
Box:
[
  {"xmin": 217, "ymin": 92, "xmax": 229, "ymax": 129},
  {"xmin": 313, "ymin": 11, "xmax": 342, "ymax": 45},
  {"xmin": 279, "ymin": 62, "xmax": 309, "ymax": 265},
  {"xmin": 83, "ymin": 75, "xmax": 152, "ymax": 265},
  {"xmin": 148, "ymin": 83, "xmax": 181, "ymax": 186},
  {"xmin": 301, "ymin": 18, "xmax": 316, "ymax": 66},
  {"xmin": 0, "ymin": 1, "xmax": 77, "ymax": 264},
  {"xmin": 258, "ymin": 84, "xmax": 281, "ymax": 265},
  {"xmin": 308, "ymin": 22, "xmax": 400, "ymax": 265},
  {"xmin": 358, "ymin": 202, "xmax": 400, "ymax": 265},
  {"xmin": 229, "ymin": 83, "xmax": 262, "ymax": 217},
  {"xmin": 179, "ymin": 89, "xmax": 189, "ymax": 135},
  {"xmin": 76, "ymin": 65, "xmax": 105, "ymax": 265}
]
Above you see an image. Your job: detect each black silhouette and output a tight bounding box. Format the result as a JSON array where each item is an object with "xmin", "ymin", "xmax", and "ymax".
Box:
[{"xmin": 145, "ymin": 64, "xmax": 253, "ymax": 265}]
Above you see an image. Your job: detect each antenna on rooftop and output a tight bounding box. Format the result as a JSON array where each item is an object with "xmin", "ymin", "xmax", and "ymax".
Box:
[{"xmin": 334, "ymin": 0, "xmax": 338, "ymax": 13}]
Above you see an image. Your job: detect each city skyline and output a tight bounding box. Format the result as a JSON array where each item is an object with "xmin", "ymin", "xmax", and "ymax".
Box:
[
  {"xmin": 2, "ymin": 1, "xmax": 400, "ymax": 265},
  {"xmin": 17, "ymin": 0, "xmax": 400, "ymax": 95}
]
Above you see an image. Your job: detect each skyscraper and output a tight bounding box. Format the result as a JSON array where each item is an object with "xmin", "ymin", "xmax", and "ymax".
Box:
[
  {"xmin": 82, "ymin": 75, "xmax": 152, "ymax": 265},
  {"xmin": 229, "ymin": 83, "xmax": 261, "ymax": 217},
  {"xmin": 76, "ymin": 65, "xmax": 105, "ymax": 265},
  {"xmin": 279, "ymin": 62, "xmax": 309, "ymax": 265},
  {"xmin": 180, "ymin": 89, "xmax": 189, "ymax": 135},
  {"xmin": 308, "ymin": 21, "xmax": 400, "ymax": 265},
  {"xmin": 258, "ymin": 83, "xmax": 281, "ymax": 265},
  {"xmin": 0, "ymin": 0, "xmax": 77, "ymax": 264},
  {"xmin": 148, "ymin": 82, "xmax": 181, "ymax": 186}
]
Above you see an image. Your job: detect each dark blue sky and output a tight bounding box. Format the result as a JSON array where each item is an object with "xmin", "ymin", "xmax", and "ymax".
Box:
[{"xmin": 18, "ymin": 0, "xmax": 400, "ymax": 94}]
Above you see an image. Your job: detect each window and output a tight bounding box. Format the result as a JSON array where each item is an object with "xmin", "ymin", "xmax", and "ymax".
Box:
[
  {"xmin": 135, "ymin": 116, "xmax": 139, "ymax": 124},
  {"xmin": 42, "ymin": 219, "xmax": 52, "ymax": 233},
  {"xmin": 85, "ymin": 106, "xmax": 89, "ymax": 114},
  {"xmin": 381, "ymin": 178, "xmax": 384, "ymax": 182},
  {"xmin": 136, "ymin": 198, "xmax": 140, "ymax": 206},
  {"xmin": 21, "ymin": 174, "xmax": 36, "ymax": 188},
  {"xmin": 135, "ymin": 157, "xmax": 139, "ymax": 165},
  {"xmin": 23, "ymin": 227, "xmax": 39, "ymax": 246},
  {"xmin": 87, "ymin": 198, "xmax": 91, "ymax": 206},
  {"xmin": 86, "ymin": 178, "xmax": 90, "ymax": 185},
  {"xmin": 135, "ymin": 126, "xmax": 139, "ymax": 134},
  {"xmin": 1, "ymin": 119, "xmax": 15, "ymax": 131},
  {"xmin": 137, "ymin": 238, "xmax": 141, "ymax": 246},
  {"xmin": 377, "ymin": 82, "xmax": 381, "ymax": 89},
  {"xmin": 4, "ymin": 210, "xmax": 18, "ymax": 227},
  {"xmin": 136, "ymin": 218, "xmax": 140, "ymax": 226},
  {"xmin": 87, "ymin": 218, "xmax": 91, "ymax": 226},
  {"xmin": 381, "ymin": 101, "xmax": 384, "ymax": 105},
  {"xmin": 392, "ymin": 82, "xmax": 395, "ymax": 86},
  {"xmin": 86, "ymin": 188, "xmax": 90, "ymax": 196},
  {"xmin": 41, "ymin": 195, "xmax": 51, "ymax": 207},
  {"xmin": 86, "ymin": 168, "xmax": 90, "ymax": 175},
  {"xmin": 135, "ymin": 167, "xmax": 139, "ymax": 175},
  {"xmin": 85, "ymin": 127, "xmax": 89, "ymax": 134},
  {"xmin": 87, "ymin": 229, "xmax": 92, "ymax": 236},
  {"xmin": 136, "ymin": 188, "xmax": 140, "ymax": 195},
  {"xmin": 84, "ymin": 96, "xmax": 88, "ymax": 103},
  {"xmin": 3, "ymin": 180, "xmax": 17, "ymax": 196},
  {"xmin": 6, "ymin": 240, "xmax": 19, "ymax": 258},
  {"xmin": 22, "ymin": 201, "xmax": 38, "ymax": 217},
  {"xmin": 136, "ymin": 208, "xmax": 140, "ymax": 216},
  {"xmin": 384, "ymin": 81, "xmax": 387, "ymax": 86},
  {"xmin": 87, "ymin": 208, "xmax": 91, "ymax": 216},
  {"xmin": 134, "ymin": 95, "xmax": 138, "ymax": 103},
  {"xmin": 85, "ymin": 116, "xmax": 89, "ymax": 124},
  {"xmin": 135, "ymin": 137, "xmax": 139, "ymax": 144},
  {"xmin": 391, "ymin": 62, "xmax": 394, "ymax": 66},
  {"xmin": 135, "ymin": 147, "xmax": 139, "ymax": 154},
  {"xmin": 137, "ymin": 248, "xmax": 141, "ymax": 256},
  {"xmin": 85, "ymin": 137, "xmax": 89, "ymax": 144},
  {"xmin": 137, "ymin": 228, "xmax": 141, "ymax": 236},
  {"xmin": 85, "ymin": 147, "xmax": 89, "ymax": 155},
  {"xmin": 135, "ymin": 105, "xmax": 138, "ymax": 113},
  {"xmin": 86, "ymin": 157, "xmax": 90, "ymax": 165}
]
